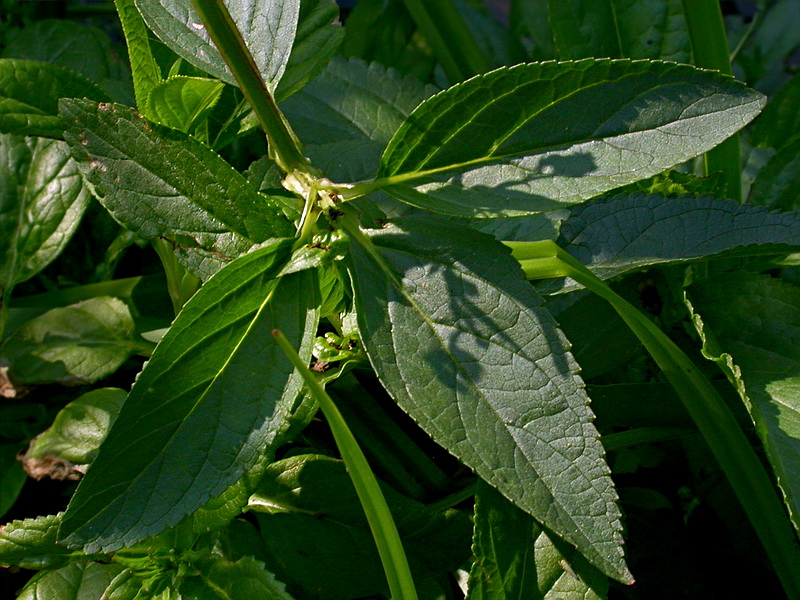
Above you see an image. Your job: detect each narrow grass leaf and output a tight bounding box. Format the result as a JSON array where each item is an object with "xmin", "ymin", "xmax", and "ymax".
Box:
[
  {"xmin": 58, "ymin": 242, "xmax": 319, "ymax": 552},
  {"xmin": 345, "ymin": 215, "xmax": 630, "ymax": 582},
  {"xmin": 377, "ymin": 60, "xmax": 764, "ymax": 218}
]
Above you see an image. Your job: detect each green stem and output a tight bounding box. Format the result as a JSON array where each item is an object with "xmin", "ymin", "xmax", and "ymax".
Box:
[
  {"xmin": 513, "ymin": 240, "xmax": 800, "ymax": 596},
  {"xmin": 272, "ymin": 330, "xmax": 418, "ymax": 600},
  {"xmin": 681, "ymin": 0, "xmax": 742, "ymax": 201},
  {"xmin": 114, "ymin": 0, "xmax": 162, "ymax": 115},
  {"xmin": 403, "ymin": 0, "xmax": 491, "ymax": 83},
  {"xmin": 190, "ymin": 0, "xmax": 309, "ymax": 174}
]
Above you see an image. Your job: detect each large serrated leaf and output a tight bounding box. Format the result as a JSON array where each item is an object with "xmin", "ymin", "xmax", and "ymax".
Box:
[
  {"xmin": 135, "ymin": 0, "xmax": 300, "ymax": 92},
  {"xmin": 58, "ymin": 241, "xmax": 319, "ymax": 552},
  {"xmin": 0, "ymin": 134, "xmax": 91, "ymax": 303},
  {"xmin": 16, "ymin": 562, "xmax": 125, "ymax": 600},
  {"xmin": 548, "ymin": 0, "xmax": 689, "ymax": 62},
  {"xmin": 59, "ymin": 99, "xmax": 294, "ymax": 278},
  {"xmin": 281, "ymin": 56, "xmax": 435, "ymax": 182},
  {"xmin": 345, "ymin": 215, "xmax": 630, "ymax": 582},
  {"xmin": 0, "ymin": 59, "xmax": 111, "ymax": 138},
  {"xmin": 377, "ymin": 60, "xmax": 765, "ymax": 218},
  {"xmin": 0, "ymin": 513, "xmax": 77, "ymax": 570},
  {"xmin": 467, "ymin": 481, "xmax": 608, "ymax": 600},
  {"xmin": 685, "ymin": 272, "xmax": 800, "ymax": 532},
  {"xmin": 557, "ymin": 193, "xmax": 800, "ymax": 283},
  {"xmin": 181, "ymin": 555, "xmax": 294, "ymax": 600}
]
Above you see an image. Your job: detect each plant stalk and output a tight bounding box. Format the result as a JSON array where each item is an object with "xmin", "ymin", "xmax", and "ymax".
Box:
[
  {"xmin": 190, "ymin": 0, "xmax": 309, "ymax": 174},
  {"xmin": 272, "ymin": 330, "xmax": 418, "ymax": 600}
]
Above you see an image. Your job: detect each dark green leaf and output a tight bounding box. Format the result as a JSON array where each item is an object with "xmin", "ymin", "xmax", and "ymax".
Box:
[
  {"xmin": 458, "ymin": 1, "xmax": 528, "ymax": 69},
  {"xmin": 16, "ymin": 562, "xmax": 125, "ymax": 600},
  {"xmin": 346, "ymin": 216, "xmax": 630, "ymax": 581},
  {"xmin": 0, "ymin": 59, "xmax": 110, "ymax": 138},
  {"xmin": 0, "ymin": 444, "xmax": 26, "ymax": 518},
  {"xmin": 24, "ymin": 388, "xmax": 126, "ymax": 466},
  {"xmin": 0, "ymin": 297, "xmax": 146, "ymax": 389},
  {"xmin": 180, "ymin": 555, "xmax": 294, "ymax": 600},
  {"xmin": 274, "ymin": 0, "xmax": 345, "ymax": 102},
  {"xmin": 59, "ymin": 99, "xmax": 294, "ymax": 278},
  {"xmin": 0, "ymin": 513, "xmax": 78, "ymax": 570},
  {"xmin": 59, "ymin": 242, "xmax": 319, "ymax": 553},
  {"xmin": 249, "ymin": 454, "xmax": 471, "ymax": 599},
  {"xmin": 136, "ymin": 0, "xmax": 300, "ymax": 91},
  {"xmin": 547, "ymin": 0, "xmax": 689, "ymax": 62},
  {"xmin": 750, "ymin": 74, "xmax": 800, "ymax": 151},
  {"xmin": 467, "ymin": 480, "xmax": 608, "ymax": 599},
  {"xmin": 0, "ymin": 134, "xmax": 91, "ymax": 300},
  {"xmin": 378, "ymin": 60, "xmax": 765, "ymax": 218},
  {"xmin": 145, "ymin": 76, "xmax": 224, "ymax": 133},
  {"xmin": 557, "ymin": 193, "xmax": 800, "ymax": 284},
  {"xmin": 281, "ymin": 56, "xmax": 435, "ymax": 182},
  {"xmin": 748, "ymin": 136, "xmax": 800, "ymax": 211},
  {"xmin": 685, "ymin": 272, "xmax": 800, "ymax": 531}
]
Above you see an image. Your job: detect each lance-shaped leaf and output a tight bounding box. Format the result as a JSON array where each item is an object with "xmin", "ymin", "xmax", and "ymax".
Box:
[
  {"xmin": 467, "ymin": 480, "xmax": 608, "ymax": 600},
  {"xmin": 685, "ymin": 272, "xmax": 800, "ymax": 532},
  {"xmin": 547, "ymin": 0, "xmax": 690, "ymax": 62},
  {"xmin": 59, "ymin": 99, "xmax": 295, "ymax": 278},
  {"xmin": 135, "ymin": 0, "xmax": 300, "ymax": 91},
  {"xmin": 58, "ymin": 241, "xmax": 319, "ymax": 552},
  {"xmin": 344, "ymin": 215, "xmax": 630, "ymax": 582},
  {"xmin": 0, "ymin": 134, "xmax": 91, "ymax": 302},
  {"xmin": 555, "ymin": 193, "xmax": 800, "ymax": 283},
  {"xmin": 0, "ymin": 59, "xmax": 110, "ymax": 138},
  {"xmin": 376, "ymin": 59, "xmax": 765, "ymax": 218}
]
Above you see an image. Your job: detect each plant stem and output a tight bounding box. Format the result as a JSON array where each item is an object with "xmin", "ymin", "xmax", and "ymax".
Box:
[
  {"xmin": 272, "ymin": 330, "xmax": 419, "ymax": 600},
  {"xmin": 190, "ymin": 0, "xmax": 309, "ymax": 174},
  {"xmin": 403, "ymin": 0, "xmax": 491, "ymax": 83},
  {"xmin": 512, "ymin": 240, "xmax": 800, "ymax": 596},
  {"xmin": 681, "ymin": 0, "xmax": 742, "ymax": 201}
]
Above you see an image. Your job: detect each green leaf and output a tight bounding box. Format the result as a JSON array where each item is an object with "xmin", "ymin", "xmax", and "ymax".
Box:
[
  {"xmin": 59, "ymin": 242, "xmax": 319, "ymax": 553},
  {"xmin": 376, "ymin": 60, "xmax": 765, "ymax": 218},
  {"xmin": 0, "ymin": 513, "xmax": 80, "ymax": 570},
  {"xmin": 145, "ymin": 76, "xmax": 224, "ymax": 133},
  {"xmin": 0, "ymin": 297, "xmax": 146, "ymax": 389},
  {"xmin": 24, "ymin": 388, "xmax": 126, "ymax": 465},
  {"xmin": 249, "ymin": 454, "xmax": 471, "ymax": 598},
  {"xmin": 467, "ymin": 480, "xmax": 608, "ymax": 600},
  {"xmin": 274, "ymin": 0, "xmax": 345, "ymax": 103},
  {"xmin": 180, "ymin": 555, "xmax": 294, "ymax": 600},
  {"xmin": 750, "ymin": 74, "xmax": 800, "ymax": 151},
  {"xmin": 0, "ymin": 444, "xmax": 26, "ymax": 519},
  {"xmin": 748, "ymin": 136, "xmax": 800, "ymax": 211},
  {"xmin": 547, "ymin": 0, "xmax": 689, "ymax": 62},
  {"xmin": 16, "ymin": 562, "xmax": 125, "ymax": 600},
  {"xmin": 59, "ymin": 99, "xmax": 294, "ymax": 278},
  {"xmin": 344, "ymin": 215, "xmax": 630, "ymax": 582},
  {"xmin": 685, "ymin": 272, "xmax": 800, "ymax": 531},
  {"xmin": 0, "ymin": 134, "xmax": 91, "ymax": 300},
  {"xmin": 0, "ymin": 59, "xmax": 110, "ymax": 138},
  {"xmin": 281, "ymin": 56, "xmax": 435, "ymax": 182},
  {"xmin": 135, "ymin": 0, "xmax": 300, "ymax": 92},
  {"xmin": 556, "ymin": 193, "xmax": 800, "ymax": 284}
]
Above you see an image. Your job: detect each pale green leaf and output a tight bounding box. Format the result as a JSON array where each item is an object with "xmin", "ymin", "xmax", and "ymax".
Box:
[
  {"xmin": 145, "ymin": 76, "xmax": 224, "ymax": 133},
  {"xmin": 59, "ymin": 99, "xmax": 294, "ymax": 279},
  {"xmin": 0, "ymin": 59, "xmax": 110, "ymax": 138},
  {"xmin": 377, "ymin": 60, "xmax": 765, "ymax": 218},
  {"xmin": 281, "ymin": 56, "xmax": 435, "ymax": 182},
  {"xmin": 16, "ymin": 562, "xmax": 125, "ymax": 600},
  {"xmin": 547, "ymin": 0, "xmax": 689, "ymax": 62},
  {"xmin": 557, "ymin": 193, "xmax": 800, "ymax": 283},
  {"xmin": 24, "ymin": 388, "xmax": 126, "ymax": 465},
  {"xmin": 0, "ymin": 297, "xmax": 146, "ymax": 389},
  {"xmin": 59, "ymin": 242, "xmax": 319, "ymax": 553},
  {"xmin": 748, "ymin": 136, "xmax": 800, "ymax": 211},
  {"xmin": 346, "ymin": 215, "xmax": 630, "ymax": 582},
  {"xmin": 0, "ymin": 134, "xmax": 91, "ymax": 298},
  {"xmin": 135, "ymin": 0, "xmax": 300, "ymax": 91},
  {"xmin": 467, "ymin": 480, "xmax": 608, "ymax": 600},
  {"xmin": 0, "ymin": 513, "xmax": 78, "ymax": 570},
  {"xmin": 685, "ymin": 272, "xmax": 800, "ymax": 531}
]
